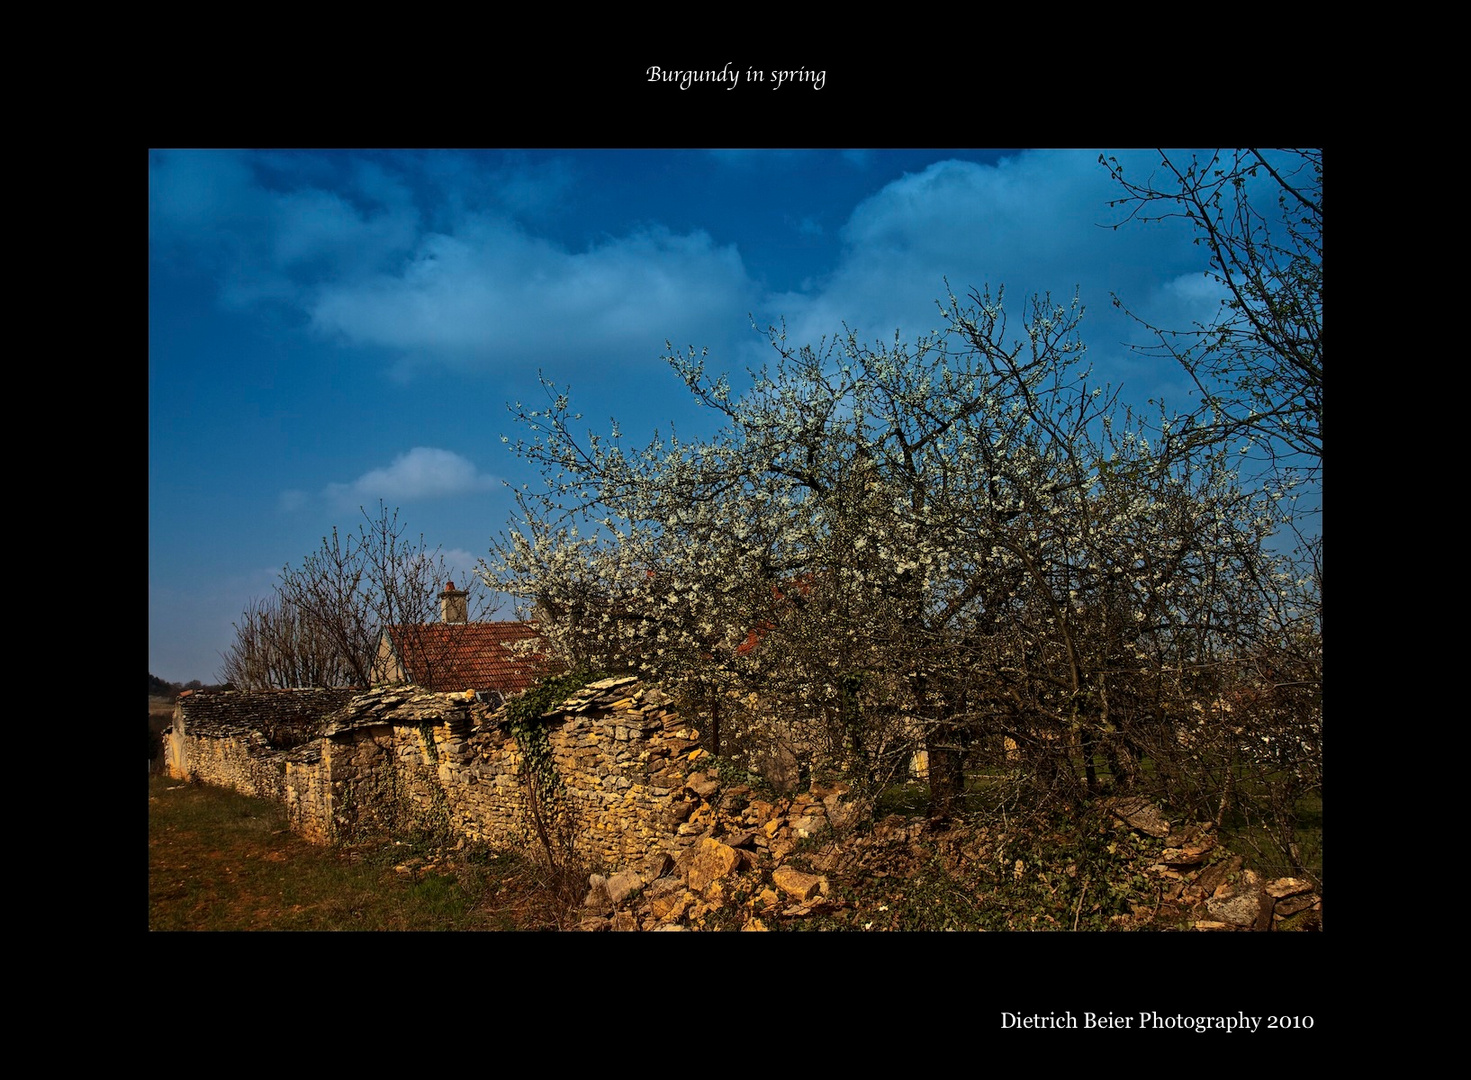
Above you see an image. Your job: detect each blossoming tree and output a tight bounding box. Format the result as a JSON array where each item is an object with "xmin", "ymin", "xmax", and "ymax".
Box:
[{"xmin": 487, "ymin": 286, "xmax": 1294, "ymax": 824}]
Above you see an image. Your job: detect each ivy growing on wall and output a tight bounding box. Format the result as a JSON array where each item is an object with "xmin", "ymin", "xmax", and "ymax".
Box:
[{"xmin": 505, "ymin": 669, "xmax": 603, "ymax": 868}]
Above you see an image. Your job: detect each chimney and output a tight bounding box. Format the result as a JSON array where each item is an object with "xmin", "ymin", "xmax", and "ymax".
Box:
[{"xmin": 439, "ymin": 581, "xmax": 469, "ymax": 624}]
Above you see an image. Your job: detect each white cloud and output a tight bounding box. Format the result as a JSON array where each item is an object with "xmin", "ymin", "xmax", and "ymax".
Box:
[
  {"xmin": 271, "ymin": 186, "xmax": 418, "ymax": 272},
  {"xmin": 775, "ymin": 155, "xmax": 1112, "ymax": 339},
  {"xmin": 151, "ymin": 151, "xmax": 759, "ymax": 377},
  {"xmin": 759, "ymin": 152, "xmax": 1210, "ymax": 389},
  {"xmin": 323, "ymin": 448, "xmax": 498, "ymax": 506},
  {"xmin": 151, "ymin": 148, "xmax": 1211, "ymax": 398},
  {"xmin": 1161, "ymin": 271, "xmax": 1231, "ymax": 322},
  {"xmin": 309, "ymin": 217, "xmax": 755, "ymax": 373}
]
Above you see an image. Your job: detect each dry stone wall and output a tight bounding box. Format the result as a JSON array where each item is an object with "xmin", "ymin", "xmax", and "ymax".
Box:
[{"xmin": 166, "ymin": 676, "xmax": 717, "ymax": 867}]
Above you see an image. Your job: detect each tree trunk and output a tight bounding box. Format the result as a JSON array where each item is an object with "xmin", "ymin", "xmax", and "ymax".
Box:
[{"xmin": 926, "ymin": 721, "xmax": 965, "ymax": 820}]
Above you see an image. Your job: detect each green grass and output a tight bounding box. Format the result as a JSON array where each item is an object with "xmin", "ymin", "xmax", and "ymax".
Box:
[
  {"xmin": 872, "ymin": 780, "xmax": 930, "ymax": 817},
  {"xmin": 148, "ymin": 775, "xmax": 570, "ymax": 930},
  {"xmin": 1216, "ymin": 787, "xmax": 1323, "ymax": 887}
]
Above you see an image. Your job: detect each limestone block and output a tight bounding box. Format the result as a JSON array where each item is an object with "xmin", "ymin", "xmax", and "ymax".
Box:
[
  {"xmin": 772, "ymin": 866, "xmax": 823, "ymax": 901},
  {"xmin": 684, "ymin": 838, "xmax": 741, "ymax": 893}
]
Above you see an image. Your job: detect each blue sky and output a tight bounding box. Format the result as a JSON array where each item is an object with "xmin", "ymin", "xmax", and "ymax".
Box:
[{"xmin": 149, "ymin": 148, "xmax": 1222, "ymax": 683}]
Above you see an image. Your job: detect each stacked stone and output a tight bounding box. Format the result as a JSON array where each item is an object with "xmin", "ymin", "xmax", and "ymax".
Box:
[
  {"xmin": 540, "ymin": 676, "xmax": 698, "ymax": 867},
  {"xmin": 168, "ymin": 687, "xmax": 359, "ymax": 803},
  {"xmin": 577, "ymin": 772, "xmax": 856, "ymax": 931}
]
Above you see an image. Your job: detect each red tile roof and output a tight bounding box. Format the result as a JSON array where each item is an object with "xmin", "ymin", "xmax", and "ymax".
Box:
[
  {"xmin": 383, "ymin": 621, "xmax": 549, "ymax": 696},
  {"xmin": 735, "ymin": 574, "xmax": 816, "ymax": 656}
]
